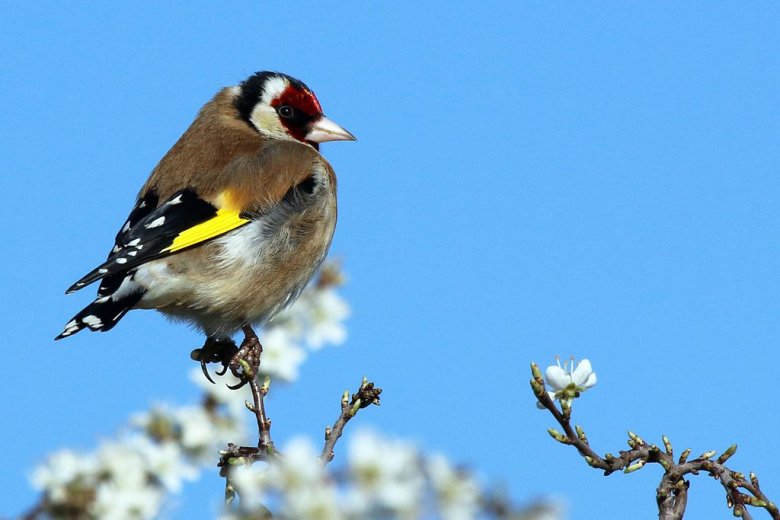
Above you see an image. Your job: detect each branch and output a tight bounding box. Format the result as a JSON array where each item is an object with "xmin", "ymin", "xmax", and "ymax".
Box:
[
  {"xmin": 217, "ymin": 337, "xmax": 382, "ymax": 509},
  {"xmin": 530, "ymin": 362, "xmax": 779, "ymax": 520},
  {"xmin": 321, "ymin": 377, "xmax": 382, "ymax": 464},
  {"xmin": 218, "ymin": 327, "xmax": 276, "ymax": 479}
]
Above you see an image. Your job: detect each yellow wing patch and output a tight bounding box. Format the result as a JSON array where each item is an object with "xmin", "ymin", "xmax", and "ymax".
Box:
[{"xmin": 163, "ymin": 209, "xmax": 249, "ymax": 253}]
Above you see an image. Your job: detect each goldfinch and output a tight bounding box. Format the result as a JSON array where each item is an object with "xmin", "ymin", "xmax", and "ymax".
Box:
[{"xmin": 56, "ymin": 71, "xmax": 354, "ymax": 347}]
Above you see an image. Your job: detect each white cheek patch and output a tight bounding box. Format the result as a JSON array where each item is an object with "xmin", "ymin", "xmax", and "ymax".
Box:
[{"xmin": 249, "ymin": 105, "xmax": 286, "ymax": 138}]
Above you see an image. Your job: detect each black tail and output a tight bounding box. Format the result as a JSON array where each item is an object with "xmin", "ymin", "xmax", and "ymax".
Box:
[{"xmin": 56, "ymin": 289, "xmax": 143, "ymax": 340}]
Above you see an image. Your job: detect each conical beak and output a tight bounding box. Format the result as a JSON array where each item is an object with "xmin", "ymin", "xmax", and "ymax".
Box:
[{"xmin": 306, "ymin": 116, "xmax": 357, "ymax": 143}]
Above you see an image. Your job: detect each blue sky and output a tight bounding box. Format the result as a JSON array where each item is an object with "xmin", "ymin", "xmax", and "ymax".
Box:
[{"xmin": 2, "ymin": 2, "xmax": 779, "ymax": 518}]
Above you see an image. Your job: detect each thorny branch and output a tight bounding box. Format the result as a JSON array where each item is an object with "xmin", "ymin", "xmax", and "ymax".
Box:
[{"xmin": 530, "ymin": 362, "xmax": 779, "ymax": 520}]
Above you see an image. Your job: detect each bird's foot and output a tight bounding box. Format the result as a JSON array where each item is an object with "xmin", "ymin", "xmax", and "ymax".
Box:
[
  {"xmin": 190, "ymin": 337, "xmax": 239, "ymax": 384},
  {"xmin": 226, "ymin": 325, "xmax": 263, "ymax": 390}
]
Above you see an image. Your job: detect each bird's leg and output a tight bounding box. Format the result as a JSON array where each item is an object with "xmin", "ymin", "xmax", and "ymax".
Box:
[{"xmin": 190, "ymin": 336, "xmax": 239, "ymax": 384}]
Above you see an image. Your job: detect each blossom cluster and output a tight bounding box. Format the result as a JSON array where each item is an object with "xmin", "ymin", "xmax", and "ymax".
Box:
[
  {"xmin": 28, "ymin": 265, "xmax": 350, "ymax": 520},
  {"xmin": 27, "ymin": 265, "xmax": 562, "ymax": 519},
  {"xmin": 224, "ymin": 430, "xmax": 562, "ymax": 520}
]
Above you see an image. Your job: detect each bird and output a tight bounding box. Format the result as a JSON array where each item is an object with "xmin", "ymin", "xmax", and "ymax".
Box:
[{"xmin": 56, "ymin": 71, "xmax": 355, "ymax": 375}]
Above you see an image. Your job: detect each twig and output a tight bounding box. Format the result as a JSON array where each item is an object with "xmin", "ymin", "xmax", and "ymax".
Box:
[
  {"xmin": 235, "ymin": 325, "xmax": 274, "ymax": 452},
  {"xmin": 320, "ymin": 377, "xmax": 382, "ymax": 464},
  {"xmin": 530, "ymin": 362, "xmax": 779, "ymax": 520},
  {"xmin": 218, "ymin": 326, "xmax": 277, "ymax": 476}
]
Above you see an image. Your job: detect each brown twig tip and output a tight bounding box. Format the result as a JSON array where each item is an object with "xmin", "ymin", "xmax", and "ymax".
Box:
[
  {"xmin": 350, "ymin": 378, "xmax": 382, "ymax": 410},
  {"xmin": 547, "ymin": 428, "xmax": 570, "ymax": 444},
  {"xmin": 624, "ymin": 460, "xmax": 645, "ymax": 474},
  {"xmin": 530, "ymin": 379, "xmax": 545, "ymax": 397},
  {"xmin": 678, "ymin": 448, "xmax": 691, "ymax": 464},
  {"xmin": 627, "ymin": 431, "xmax": 645, "ymax": 446},
  {"xmin": 698, "ymin": 450, "xmax": 717, "ymax": 461},
  {"xmin": 717, "ymin": 444, "xmax": 738, "ymax": 464},
  {"xmin": 320, "ymin": 378, "xmax": 383, "ymax": 465},
  {"xmin": 662, "ymin": 435, "xmax": 674, "ymax": 457}
]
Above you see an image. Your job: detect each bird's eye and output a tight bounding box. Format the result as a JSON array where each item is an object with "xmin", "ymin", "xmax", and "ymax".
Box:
[{"xmin": 277, "ymin": 105, "xmax": 295, "ymax": 119}]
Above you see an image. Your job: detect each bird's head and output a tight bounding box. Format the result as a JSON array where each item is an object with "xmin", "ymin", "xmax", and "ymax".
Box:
[{"xmin": 234, "ymin": 71, "xmax": 355, "ymax": 149}]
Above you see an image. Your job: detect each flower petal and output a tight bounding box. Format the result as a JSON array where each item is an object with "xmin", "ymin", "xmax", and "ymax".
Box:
[
  {"xmin": 545, "ymin": 365, "xmax": 571, "ymax": 391},
  {"xmin": 571, "ymin": 359, "xmax": 594, "ymax": 387}
]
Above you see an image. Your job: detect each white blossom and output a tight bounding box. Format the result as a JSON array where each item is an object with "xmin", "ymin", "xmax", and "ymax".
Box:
[
  {"xmin": 174, "ymin": 405, "xmax": 244, "ymax": 458},
  {"xmin": 265, "ymin": 437, "xmax": 327, "ymax": 490},
  {"xmin": 257, "ymin": 328, "xmax": 306, "ymax": 382},
  {"xmin": 136, "ymin": 402, "xmax": 245, "ymax": 462},
  {"xmin": 426, "ymin": 453, "xmax": 481, "ymax": 520},
  {"xmin": 228, "ymin": 437, "xmax": 342, "ymax": 518},
  {"xmin": 269, "ymin": 438, "xmax": 342, "ymax": 519},
  {"xmin": 30, "ymin": 449, "xmax": 98, "ymax": 503},
  {"xmin": 90, "ymin": 437, "xmax": 171, "ymax": 519},
  {"xmin": 96, "ymin": 438, "xmax": 149, "ymax": 490},
  {"xmin": 273, "ymin": 287, "xmax": 350, "ymax": 350},
  {"xmin": 92, "ymin": 480, "xmax": 163, "ymax": 520},
  {"xmin": 346, "ymin": 430, "xmax": 424, "ymax": 517},
  {"xmin": 298, "ymin": 288, "xmax": 351, "ymax": 349},
  {"xmin": 543, "ymin": 357, "xmax": 597, "ymax": 405},
  {"xmin": 132, "ymin": 437, "xmax": 197, "ymax": 492},
  {"xmin": 228, "ymin": 463, "xmax": 268, "ymax": 509},
  {"xmin": 280, "ymin": 482, "xmax": 343, "ymax": 520},
  {"xmin": 189, "ymin": 368, "xmax": 247, "ymax": 420}
]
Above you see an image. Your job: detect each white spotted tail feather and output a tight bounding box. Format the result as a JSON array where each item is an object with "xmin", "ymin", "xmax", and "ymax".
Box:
[{"xmin": 56, "ymin": 273, "xmax": 144, "ymax": 339}]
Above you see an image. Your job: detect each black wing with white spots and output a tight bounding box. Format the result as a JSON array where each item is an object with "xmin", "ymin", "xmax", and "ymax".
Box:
[
  {"xmin": 96, "ymin": 190, "xmax": 160, "ymax": 297},
  {"xmin": 66, "ymin": 189, "xmax": 223, "ymax": 294},
  {"xmin": 55, "ymin": 191, "xmax": 163, "ymax": 339},
  {"xmin": 57, "ymin": 188, "xmax": 252, "ymax": 340},
  {"xmin": 112, "ymin": 190, "xmax": 160, "ymax": 254}
]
